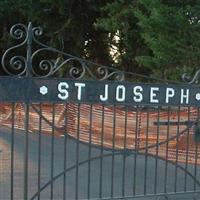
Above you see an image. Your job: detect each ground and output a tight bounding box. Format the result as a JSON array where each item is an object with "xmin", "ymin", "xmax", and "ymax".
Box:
[{"xmin": 0, "ymin": 127, "xmax": 200, "ymax": 200}]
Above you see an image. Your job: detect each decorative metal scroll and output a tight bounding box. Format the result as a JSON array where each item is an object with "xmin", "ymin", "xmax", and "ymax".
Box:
[
  {"xmin": 2, "ymin": 22, "xmax": 200, "ymax": 84},
  {"xmin": 182, "ymin": 70, "xmax": 200, "ymax": 85},
  {"xmin": 0, "ymin": 22, "xmax": 181, "ymax": 83},
  {"xmin": 1, "ymin": 22, "xmax": 126, "ymax": 80}
]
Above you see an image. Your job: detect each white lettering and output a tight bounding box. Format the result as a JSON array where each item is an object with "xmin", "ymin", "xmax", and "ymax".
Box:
[
  {"xmin": 133, "ymin": 86, "xmax": 143, "ymax": 102},
  {"xmin": 116, "ymin": 85, "xmax": 126, "ymax": 102},
  {"xmin": 181, "ymin": 89, "xmax": 189, "ymax": 104},
  {"xmin": 75, "ymin": 83, "xmax": 86, "ymax": 100},
  {"xmin": 58, "ymin": 82, "xmax": 69, "ymax": 100},
  {"xmin": 166, "ymin": 88, "xmax": 175, "ymax": 103},
  {"xmin": 100, "ymin": 84, "xmax": 108, "ymax": 101},
  {"xmin": 150, "ymin": 87, "xmax": 159, "ymax": 103}
]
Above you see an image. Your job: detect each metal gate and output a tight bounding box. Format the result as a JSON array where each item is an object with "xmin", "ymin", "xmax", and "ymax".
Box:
[{"xmin": 0, "ymin": 22, "xmax": 200, "ymax": 200}]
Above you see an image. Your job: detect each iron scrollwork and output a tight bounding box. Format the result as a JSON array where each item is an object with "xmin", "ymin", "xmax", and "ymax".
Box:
[
  {"xmin": 1, "ymin": 22, "xmax": 125, "ymax": 81},
  {"xmin": 4, "ymin": 22, "xmax": 188, "ymax": 82},
  {"xmin": 182, "ymin": 70, "xmax": 200, "ymax": 84},
  {"xmin": 1, "ymin": 23, "xmax": 28, "ymax": 76}
]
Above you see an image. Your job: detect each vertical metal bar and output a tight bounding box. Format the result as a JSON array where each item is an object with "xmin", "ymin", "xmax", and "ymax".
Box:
[
  {"xmin": 24, "ymin": 20, "xmax": 32, "ymax": 200},
  {"xmin": 75, "ymin": 104, "xmax": 81, "ymax": 200},
  {"xmin": 99, "ymin": 105, "xmax": 105, "ymax": 198},
  {"xmin": 194, "ymin": 107, "xmax": 199, "ymax": 191},
  {"xmin": 26, "ymin": 22, "xmax": 32, "ymax": 77},
  {"xmin": 164, "ymin": 107, "xmax": 170, "ymax": 193},
  {"xmin": 133, "ymin": 106, "xmax": 139, "ymax": 196},
  {"xmin": 24, "ymin": 104, "xmax": 29, "ymax": 200},
  {"xmin": 38, "ymin": 103, "xmax": 42, "ymax": 200},
  {"xmin": 10, "ymin": 103, "xmax": 15, "ymax": 200},
  {"xmin": 50, "ymin": 104, "xmax": 55, "ymax": 200},
  {"xmin": 87, "ymin": 104, "xmax": 93, "ymax": 199},
  {"xmin": 184, "ymin": 106, "xmax": 190, "ymax": 191},
  {"xmin": 194, "ymin": 144, "xmax": 198, "ymax": 191},
  {"xmin": 63, "ymin": 103, "xmax": 68, "ymax": 200},
  {"xmin": 174, "ymin": 106, "xmax": 181, "ymax": 193},
  {"xmin": 144, "ymin": 108, "xmax": 149, "ymax": 195},
  {"xmin": 122, "ymin": 106, "xmax": 128, "ymax": 197},
  {"xmin": 154, "ymin": 106, "xmax": 160, "ymax": 194},
  {"xmin": 111, "ymin": 105, "xmax": 116, "ymax": 198}
]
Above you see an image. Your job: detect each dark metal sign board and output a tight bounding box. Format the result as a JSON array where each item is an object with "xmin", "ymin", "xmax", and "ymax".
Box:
[{"xmin": 1, "ymin": 76, "xmax": 200, "ymax": 106}]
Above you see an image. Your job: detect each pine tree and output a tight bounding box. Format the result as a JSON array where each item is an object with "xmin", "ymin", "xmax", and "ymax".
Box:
[
  {"xmin": 135, "ymin": 0, "xmax": 200, "ymax": 80},
  {"xmin": 97, "ymin": 0, "xmax": 151, "ymax": 75}
]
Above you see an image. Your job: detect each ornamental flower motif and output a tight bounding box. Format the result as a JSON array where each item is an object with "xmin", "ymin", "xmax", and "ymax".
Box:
[
  {"xmin": 40, "ymin": 86, "xmax": 48, "ymax": 95},
  {"xmin": 196, "ymin": 93, "xmax": 200, "ymax": 101}
]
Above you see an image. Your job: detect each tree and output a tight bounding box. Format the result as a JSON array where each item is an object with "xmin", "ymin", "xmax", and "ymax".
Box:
[
  {"xmin": 0, "ymin": 0, "xmax": 112, "ymax": 75},
  {"xmin": 135, "ymin": 0, "xmax": 200, "ymax": 80},
  {"xmin": 97, "ymin": 0, "xmax": 151, "ymax": 76},
  {"xmin": 1, "ymin": 0, "xmax": 200, "ymax": 81}
]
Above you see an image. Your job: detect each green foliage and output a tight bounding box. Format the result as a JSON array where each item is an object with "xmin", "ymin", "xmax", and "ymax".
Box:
[
  {"xmin": 97, "ymin": 0, "xmax": 150, "ymax": 74},
  {"xmin": 135, "ymin": 0, "xmax": 200, "ymax": 80},
  {"xmin": 0, "ymin": 0, "xmax": 200, "ymax": 80},
  {"xmin": 0, "ymin": 0, "xmax": 112, "ymax": 68}
]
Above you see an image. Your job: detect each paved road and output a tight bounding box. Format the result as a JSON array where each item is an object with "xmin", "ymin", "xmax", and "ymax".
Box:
[{"xmin": 0, "ymin": 127, "xmax": 200, "ymax": 200}]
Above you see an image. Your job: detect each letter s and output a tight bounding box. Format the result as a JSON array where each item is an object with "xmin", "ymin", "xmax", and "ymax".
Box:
[
  {"xmin": 133, "ymin": 86, "xmax": 143, "ymax": 102},
  {"xmin": 58, "ymin": 82, "xmax": 69, "ymax": 100}
]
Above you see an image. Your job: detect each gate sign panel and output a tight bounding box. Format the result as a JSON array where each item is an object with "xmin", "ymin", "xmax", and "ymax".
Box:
[{"xmin": 1, "ymin": 76, "xmax": 200, "ymax": 106}]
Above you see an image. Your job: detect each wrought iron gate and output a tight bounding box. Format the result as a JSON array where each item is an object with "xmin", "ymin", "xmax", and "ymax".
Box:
[{"xmin": 0, "ymin": 22, "xmax": 200, "ymax": 200}]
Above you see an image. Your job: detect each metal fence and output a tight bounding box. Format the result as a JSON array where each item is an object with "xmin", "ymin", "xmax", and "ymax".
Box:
[{"xmin": 0, "ymin": 22, "xmax": 200, "ymax": 200}]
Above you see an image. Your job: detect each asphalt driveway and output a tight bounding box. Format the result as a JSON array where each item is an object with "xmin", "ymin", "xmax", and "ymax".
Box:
[{"xmin": 0, "ymin": 127, "xmax": 200, "ymax": 200}]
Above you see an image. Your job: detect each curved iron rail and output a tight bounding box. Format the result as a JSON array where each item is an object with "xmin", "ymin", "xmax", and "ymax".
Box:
[
  {"xmin": 3, "ymin": 22, "xmax": 200, "ymax": 87},
  {"xmin": 1, "ymin": 22, "xmax": 183, "ymax": 83},
  {"xmin": 30, "ymin": 150, "xmax": 200, "ymax": 200},
  {"xmin": 29, "ymin": 104, "xmax": 200, "ymax": 198},
  {"xmin": 182, "ymin": 70, "xmax": 200, "ymax": 85},
  {"xmin": 31, "ymin": 104, "xmax": 195, "ymax": 152}
]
